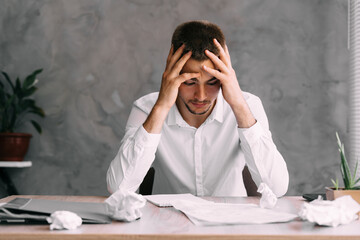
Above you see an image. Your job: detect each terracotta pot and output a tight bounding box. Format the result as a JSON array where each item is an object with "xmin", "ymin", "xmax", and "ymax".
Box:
[
  {"xmin": 326, "ymin": 187, "xmax": 360, "ymax": 204},
  {"xmin": 0, "ymin": 133, "xmax": 32, "ymax": 161}
]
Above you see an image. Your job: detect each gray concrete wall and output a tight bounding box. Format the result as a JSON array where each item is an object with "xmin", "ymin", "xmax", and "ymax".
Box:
[{"xmin": 0, "ymin": 0, "xmax": 348, "ymax": 197}]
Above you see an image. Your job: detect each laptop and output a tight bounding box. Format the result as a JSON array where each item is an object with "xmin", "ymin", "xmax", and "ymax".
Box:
[{"xmin": 0, "ymin": 198, "xmax": 112, "ymax": 224}]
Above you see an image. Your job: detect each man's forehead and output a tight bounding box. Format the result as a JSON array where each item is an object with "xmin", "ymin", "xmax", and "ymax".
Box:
[{"xmin": 182, "ymin": 58, "xmax": 215, "ymax": 72}]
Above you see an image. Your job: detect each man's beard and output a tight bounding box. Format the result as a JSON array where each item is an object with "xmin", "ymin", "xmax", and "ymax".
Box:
[{"xmin": 180, "ymin": 97, "xmax": 212, "ymax": 115}]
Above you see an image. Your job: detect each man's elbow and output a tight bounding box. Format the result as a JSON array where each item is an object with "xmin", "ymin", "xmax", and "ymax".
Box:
[
  {"xmin": 273, "ymin": 171, "xmax": 289, "ymax": 197},
  {"xmin": 106, "ymin": 177, "xmax": 115, "ymax": 194},
  {"xmin": 106, "ymin": 168, "xmax": 119, "ymax": 194}
]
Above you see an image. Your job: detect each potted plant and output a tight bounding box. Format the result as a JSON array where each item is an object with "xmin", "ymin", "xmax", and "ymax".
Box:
[
  {"xmin": 0, "ymin": 69, "xmax": 45, "ymax": 161},
  {"xmin": 326, "ymin": 132, "xmax": 360, "ymax": 203}
]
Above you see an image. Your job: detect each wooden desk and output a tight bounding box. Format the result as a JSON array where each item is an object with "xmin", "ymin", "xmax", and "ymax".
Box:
[{"xmin": 0, "ymin": 195, "xmax": 359, "ymax": 240}]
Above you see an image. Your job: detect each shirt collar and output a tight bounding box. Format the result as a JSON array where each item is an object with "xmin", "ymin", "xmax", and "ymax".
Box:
[{"xmin": 167, "ymin": 91, "xmax": 224, "ymax": 127}]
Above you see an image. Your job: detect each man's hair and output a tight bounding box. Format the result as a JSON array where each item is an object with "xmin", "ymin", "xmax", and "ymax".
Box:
[{"xmin": 171, "ymin": 20, "xmax": 225, "ymax": 61}]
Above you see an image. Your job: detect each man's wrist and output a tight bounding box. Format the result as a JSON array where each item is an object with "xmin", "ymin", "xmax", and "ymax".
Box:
[
  {"xmin": 231, "ymin": 101, "xmax": 256, "ymax": 128},
  {"xmin": 143, "ymin": 103, "xmax": 171, "ymax": 134},
  {"xmin": 152, "ymin": 101, "xmax": 174, "ymax": 118}
]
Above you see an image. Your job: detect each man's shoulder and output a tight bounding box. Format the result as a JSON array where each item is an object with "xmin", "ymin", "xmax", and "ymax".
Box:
[
  {"xmin": 133, "ymin": 92, "xmax": 159, "ymax": 114},
  {"xmin": 242, "ymin": 91, "xmax": 262, "ymax": 104}
]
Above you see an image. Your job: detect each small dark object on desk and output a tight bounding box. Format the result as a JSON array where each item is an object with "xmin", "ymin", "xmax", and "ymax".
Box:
[{"xmin": 302, "ymin": 193, "xmax": 326, "ymax": 202}]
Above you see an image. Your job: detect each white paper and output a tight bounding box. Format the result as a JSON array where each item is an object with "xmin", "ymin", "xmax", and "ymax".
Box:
[
  {"xmin": 105, "ymin": 189, "xmax": 146, "ymax": 222},
  {"xmin": 145, "ymin": 193, "xmax": 211, "ymax": 207},
  {"xmin": 46, "ymin": 211, "xmax": 82, "ymax": 230},
  {"xmin": 299, "ymin": 195, "xmax": 360, "ymax": 227},
  {"xmin": 257, "ymin": 183, "xmax": 277, "ymax": 209},
  {"xmin": 172, "ymin": 200, "xmax": 297, "ymax": 226}
]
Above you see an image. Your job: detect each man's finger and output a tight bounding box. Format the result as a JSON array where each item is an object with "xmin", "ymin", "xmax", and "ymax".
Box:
[
  {"xmin": 166, "ymin": 45, "xmax": 174, "ymax": 66},
  {"xmin": 205, "ymin": 49, "xmax": 228, "ymax": 74},
  {"xmin": 176, "ymin": 72, "xmax": 201, "ymax": 83},
  {"xmin": 202, "ymin": 65, "xmax": 224, "ymax": 81},
  {"xmin": 166, "ymin": 44, "xmax": 185, "ymax": 71},
  {"xmin": 214, "ymin": 39, "xmax": 231, "ymax": 67},
  {"xmin": 224, "ymin": 44, "xmax": 230, "ymax": 57},
  {"xmin": 172, "ymin": 50, "xmax": 192, "ymax": 74}
]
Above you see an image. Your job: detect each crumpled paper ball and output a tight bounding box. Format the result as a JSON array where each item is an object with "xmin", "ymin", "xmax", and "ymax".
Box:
[
  {"xmin": 105, "ymin": 188, "xmax": 146, "ymax": 222},
  {"xmin": 298, "ymin": 195, "xmax": 360, "ymax": 227},
  {"xmin": 257, "ymin": 182, "xmax": 277, "ymax": 209},
  {"xmin": 46, "ymin": 211, "xmax": 82, "ymax": 230}
]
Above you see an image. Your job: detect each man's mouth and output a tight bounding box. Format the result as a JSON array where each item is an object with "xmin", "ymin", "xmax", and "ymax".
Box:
[{"xmin": 190, "ymin": 101, "xmax": 209, "ymax": 108}]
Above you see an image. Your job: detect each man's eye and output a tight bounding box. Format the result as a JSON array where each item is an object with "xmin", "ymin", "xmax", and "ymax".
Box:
[
  {"xmin": 207, "ymin": 80, "xmax": 219, "ymax": 85},
  {"xmin": 183, "ymin": 82, "xmax": 195, "ymax": 86}
]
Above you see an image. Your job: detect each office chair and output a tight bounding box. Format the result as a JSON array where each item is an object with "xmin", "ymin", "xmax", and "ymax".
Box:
[
  {"xmin": 139, "ymin": 167, "xmax": 155, "ymax": 195},
  {"xmin": 139, "ymin": 165, "xmax": 260, "ymax": 196},
  {"xmin": 242, "ymin": 165, "xmax": 261, "ymax": 196}
]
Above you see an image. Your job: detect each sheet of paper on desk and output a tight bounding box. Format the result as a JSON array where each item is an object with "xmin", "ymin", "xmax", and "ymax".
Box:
[
  {"xmin": 171, "ymin": 200, "xmax": 297, "ymax": 226},
  {"xmin": 145, "ymin": 193, "xmax": 210, "ymax": 207}
]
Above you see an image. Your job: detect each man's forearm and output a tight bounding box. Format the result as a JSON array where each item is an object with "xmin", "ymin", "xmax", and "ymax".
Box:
[
  {"xmin": 143, "ymin": 104, "xmax": 171, "ymax": 133},
  {"xmin": 231, "ymin": 98, "xmax": 257, "ymax": 128}
]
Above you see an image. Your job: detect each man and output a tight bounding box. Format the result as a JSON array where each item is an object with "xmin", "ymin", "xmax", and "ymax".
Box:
[{"xmin": 107, "ymin": 20, "xmax": 289, "ymax": 197}]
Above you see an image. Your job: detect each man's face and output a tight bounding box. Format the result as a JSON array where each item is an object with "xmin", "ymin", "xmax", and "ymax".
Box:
[{"xmin": 176, "ymin": 58, "xmax": 221, "ymax": 117}]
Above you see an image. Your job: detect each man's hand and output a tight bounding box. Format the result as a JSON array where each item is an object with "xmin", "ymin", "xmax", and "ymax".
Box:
[
  {"xmin": 203, "ymin": 39, "xmax": 256, "ymax": 128},
  {"xmin": 156, "ymin": 44, "xmax": 200, "ymax": 110},
  {"xmin": 143, "ymin": 44, "xmax": 200, "ymax": 133}
]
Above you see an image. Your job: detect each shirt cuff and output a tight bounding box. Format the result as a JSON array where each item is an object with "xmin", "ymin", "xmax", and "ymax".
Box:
[
  {"xmin": 237, "ymin": 121, "xmax": 265, "ymax": 145},
  {"xmin": 134, "ymin": 125, "xmax": 161, "ymax": 148}
]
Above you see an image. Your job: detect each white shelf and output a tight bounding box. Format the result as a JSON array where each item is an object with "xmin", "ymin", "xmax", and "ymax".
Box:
[{"xmin": 0, "ymin": 161, "xmax": 32, "ymax": 168}]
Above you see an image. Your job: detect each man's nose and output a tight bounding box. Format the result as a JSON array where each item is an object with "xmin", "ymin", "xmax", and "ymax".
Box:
[{"xmin": 195, "ymin": 85, "xmax": 206, "ymax": 101}]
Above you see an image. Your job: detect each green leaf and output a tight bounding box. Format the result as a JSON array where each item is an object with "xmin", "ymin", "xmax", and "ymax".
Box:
[
  {"xmin": 23, "ymin": 69, "xmax": 42, "ymax": 90},
  {"xmin": 9, "ymin": 102, "xmax": 17, "ymax": 132},
  {"xmin": 331, "ymin": 178, "xmax": 339, "ymax": 190},
  {"xmin": 23, "ymin": 74, "xmax": 36, "ymax": 90},
  {"xmin": 30, "ymin": 120, "xmax": 42, "ymax": 134},
  {"xmin": 353, "ymin": 160, "xmax": 358, "ymax": 178},
  {"xmin": 1, "ymin": 71, "xmax": 15, "ymax": 91},
  {"xmin": 349, "ymin": 161, "xmax": 359, "ymax": 188},
  {"xmin": 29, "ymin": 107, "xmax": 45, "ymax": 117},
  {"xmin": 19, "ymin": 99, "xmax": 35, "ymax": 110},
  {"xmin": 22, "ymin": 86, "xmax": 37, "ymax": 97},
  {"xmin": 15, "ymin": 77, "xmax": 21, "ymax": 90},
  {"xmin": 336, "ymin": 132, "xmax": 352, "ymax": 189},
  {"xmin": 32, "ymin": 69, "xmax": 43, "ymax": 75},
  {"xmin": 14, "ymin": 77, "xmax": 23, "ymax": 99},
  {"xmin": 353, "ymin": 177, "xmax": 360, "ymax": 186},
  {"xmin": 4, "ymin": 94, "xmax": 15, "ymax": 110},
  {"xmin": 340, "ymin": 150, "xmax": 350, "ymax": 188},
  {"xmin": 0, "ymin": 85, "xmax": 6, "ymax": 106}
]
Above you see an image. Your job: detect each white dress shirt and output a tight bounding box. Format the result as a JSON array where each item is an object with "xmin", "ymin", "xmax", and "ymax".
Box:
[{"xmin": 107, "ymin": 91, "xmax": 289, "ymax": 197}]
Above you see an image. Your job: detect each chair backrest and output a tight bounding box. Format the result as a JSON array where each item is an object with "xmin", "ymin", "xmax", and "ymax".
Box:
[
  {"xmin": 139, "ymin": 167, "xmax": 155, "ymax": 195},
  {"xmin": 242, "ymin": 165, "xmax": 261, "ymax": 196},
  {"xmin": 139, "ymin": 165, "xmax": 260, "ymax": 196}
]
